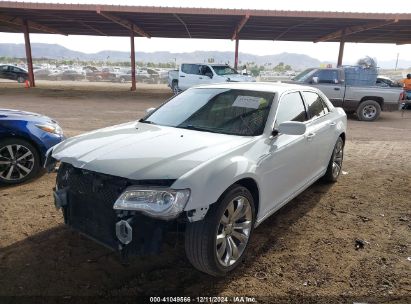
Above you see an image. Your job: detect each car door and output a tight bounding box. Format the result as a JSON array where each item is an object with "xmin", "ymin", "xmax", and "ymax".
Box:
[
  {"xmin": 259, "ymin": 91, "xmax": 313, "ymax": 217},
  {"xmin": 0, "ymin": 65, "xmax": 8, "ymax": 79},
  {"xmin": 302, "ymin": 91, "xmax": 336, "ymax": 176},
  {"xmin": 198, "ymin": 65, "xmax": 214, "ymax": 85},
  {"xmin": 311, "ymin": 69, "xmax": 345, "ymax": 107}
]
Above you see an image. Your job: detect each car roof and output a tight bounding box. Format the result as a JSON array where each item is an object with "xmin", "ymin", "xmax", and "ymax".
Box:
[{"xmin": 191, "ymin": 82, "xmax": 318, "ymax": 94}]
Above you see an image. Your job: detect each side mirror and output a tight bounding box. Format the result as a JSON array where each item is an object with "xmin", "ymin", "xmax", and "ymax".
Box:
[
  {"xmin": 205, "ymin": 72, "xmax": 213, "ymax": 79},
  {"xmin": 277, "ymin": 121, "xmax": 306, "ymax": 136},
  {"xmin": 145, "ymin": 107, "xmax": 156, "ymax": 114},
  {"xmin": 311, "ymin": 76, "xmax": 319, "ymax": 84}
]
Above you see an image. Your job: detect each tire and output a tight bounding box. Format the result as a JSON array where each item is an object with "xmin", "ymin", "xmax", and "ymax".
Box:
[
  {"xmin": 185, "ymin": 184, "xmax": 256, "ymax": 276},
  {"xmin": 323, "ymin": 137, "xmax": 344, "ymax": 183},
  {"xmin": 356, "ymin": 100, "xmax": 381, "ymax": 121},
  {"xmin": 172, "ymin": 81, "xmax": 179, "ymax": 95},
  {"xmin": 17, "ymin": 76, "xmax": 25, "ymax": 83},
  {"xmin": 0, "ymin": 138, "xmax": 40, "ymax": 185}
]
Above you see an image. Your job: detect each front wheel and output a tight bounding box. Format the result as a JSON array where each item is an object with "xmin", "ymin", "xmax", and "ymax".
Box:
[
  {"xmin": 185, "ymin": 185, "xmax": 255, "ymax": 276},
  {"xmin": 323, "ymin": 137, "xmax": 344, "ymax": 183},
  {"xmin": 356, "ymin": 100, "xmax": 381, "ymax": 121},
  {"xmin": 17, "ymin": 76, "xmax": 25, "ymax": 83},
  {"xmin": 0, "ymin": 138, "xmax": 40, "ymax": 184}
]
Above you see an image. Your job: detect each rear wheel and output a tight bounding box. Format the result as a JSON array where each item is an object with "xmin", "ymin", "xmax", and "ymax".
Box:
[
  {"xmin": 172, "ymin": 81, "xmax": 179, "ymax": 95},
  {"xmin": 356, "ymin": 100, "xmax": 381, "ymax": 121},
  {"xmin": 323, "ymin": 137, "xmax": 344, "ymax": 183},
  {"xmin": 185, "ymin": 185, "xmax": 255, "ymax": 276},
  {"xmin": 0, "ymin": 138, "xmax": 40, "ymax": 184}
]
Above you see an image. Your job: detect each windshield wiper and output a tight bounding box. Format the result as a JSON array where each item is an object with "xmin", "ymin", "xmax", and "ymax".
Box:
[{"xmin": 177, "ymin": 125, "xmax": 221, "ymax": 134}]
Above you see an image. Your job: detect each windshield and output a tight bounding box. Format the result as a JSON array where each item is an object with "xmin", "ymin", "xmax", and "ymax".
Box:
[
  {"xmin": 141, "ymin": 88, "xmax": 275, "ymax": 136},
  {"xmin": 212, "ymin": 66, "xmax": 238, "ymax": 76},
  {"xmin": 292, "ymin": 68, "xmax": 316, "ymax": 82}
]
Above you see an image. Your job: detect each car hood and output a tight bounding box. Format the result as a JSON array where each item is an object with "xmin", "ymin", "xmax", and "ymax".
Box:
[
  {"xmin": 0, "ymin": 108, "xmax": 56, "ymax": 123},
  {"xmin": 52, "ymin": 122, "xmax": 254, "ymax": 180},
  {"xmin": 224, "ymin": 74, "xmax": 255, "ymax": 82}
]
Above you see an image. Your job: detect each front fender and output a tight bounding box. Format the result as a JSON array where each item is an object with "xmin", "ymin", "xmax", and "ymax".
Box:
[{"xmin": 172, "ymin": 155, "xmax": 260, "ymax": 217}]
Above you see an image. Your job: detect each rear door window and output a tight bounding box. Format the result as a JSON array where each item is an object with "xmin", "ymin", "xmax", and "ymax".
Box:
[
  {"xmin": 181, "ymin": 64, "xmax": 200, "ymax": 75},
  {"xmin": 303, "ymin": 91, "xmax": 329, "ymax": 119},
  {"xmin": 313, "ymin": 69, "xmax": 339, "ymax": 84}
]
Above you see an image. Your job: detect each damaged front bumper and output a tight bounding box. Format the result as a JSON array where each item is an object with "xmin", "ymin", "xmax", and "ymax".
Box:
[{"xmin": 54, "ymin": 163, "xmax": 180, "ymax": 257}]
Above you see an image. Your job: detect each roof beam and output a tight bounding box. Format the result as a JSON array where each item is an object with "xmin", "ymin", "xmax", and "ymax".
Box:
[
  {"xmin": 79, "ymin": 21, "xmax": 107, "ymax": 36},
  {"xmin": 315, "ymin": 19, "xmax": 399, "ymax": 43},
  {"xmin": 0, "ymin": 13, "xmax": 66, "ymax": 35},
  {"xmin": 97, "ymin": 11, "xmax": 150, "ymax": 38},
  {"xmin": 232, "ymin": 14, "xmax": 250, "ymax": 40},
  {"xmin": 174, "ymin": 14, "xmax": 191, "ymax": 38}
]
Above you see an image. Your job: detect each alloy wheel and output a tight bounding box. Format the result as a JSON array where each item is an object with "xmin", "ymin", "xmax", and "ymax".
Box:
[
  {"xmin": 216, "ymin": 195, "xmax": 252, "ymax": 267},
  {"xmin": 332, "ymin": 140, "xmax": 343, "ymax": 178},
  {"xmin": 0, "ymin": 144, "xmax": 35, "ymax": 181}
]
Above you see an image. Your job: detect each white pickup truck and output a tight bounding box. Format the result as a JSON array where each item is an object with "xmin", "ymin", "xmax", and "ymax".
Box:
[{"xmin": 168, "ymin": 63, "xmax": 255, "ymax": 94}]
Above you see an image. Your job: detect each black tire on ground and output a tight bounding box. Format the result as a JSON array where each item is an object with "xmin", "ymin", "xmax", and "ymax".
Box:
[
  {"xmin": 17, "ymin": 76, "xmax": 25, "ymax": 83},
  {"xmin": 322, "ymin": 137, "xmax": 344, "ymax": 183},
  {"xmin": 356, "ymin": 100, "xmax": 381, "ymax": 121},
  {"xmin": 172, "ymin": 80, "xmax": 179, "ymax": 95},
  {"xmin": 0, "ymin": 138, "xmax": 40, "ymax": 185},
  {"xmin": 185, "ymin": 184, "xmax": 256, "ymax": 276}
]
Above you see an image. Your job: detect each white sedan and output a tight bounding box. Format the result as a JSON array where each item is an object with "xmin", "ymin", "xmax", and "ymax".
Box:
[{"xmin": 48, "ymin": 83, "xmax": 347, "ymax": 276}]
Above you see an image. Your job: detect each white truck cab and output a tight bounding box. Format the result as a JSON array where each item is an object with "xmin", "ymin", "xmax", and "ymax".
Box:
[{"xmin": 168, "ymin": 63, "xmax": 255, "ymax": 94}]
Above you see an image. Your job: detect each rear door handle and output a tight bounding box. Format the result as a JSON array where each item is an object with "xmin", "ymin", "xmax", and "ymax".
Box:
[
  {"xmin": 329, "ymin": 122, "xmax": 336, "ymax": 126},
  {"xmin": 180, "ymin": 75, "xmax": 185, "ymax": 78},
  {"xmin": 334, "ymin": 87, "xmax": 340, "ymax": 91},
  {"xmin": 199, "ymin": 77, "xmax": 203, "ymax": 79}
]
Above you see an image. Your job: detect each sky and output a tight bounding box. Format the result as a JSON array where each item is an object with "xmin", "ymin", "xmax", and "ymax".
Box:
[{"xmin": 1, "ymin": 0, "xmax": 411, "ymax": 67}]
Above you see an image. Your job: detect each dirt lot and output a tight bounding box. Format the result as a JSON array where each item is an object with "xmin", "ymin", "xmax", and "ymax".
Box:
[{"xmin": 0, "ymin": 81, "xmax": 410, "ymax": 303}]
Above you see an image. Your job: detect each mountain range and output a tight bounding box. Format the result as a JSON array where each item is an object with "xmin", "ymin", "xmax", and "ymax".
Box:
[{"xmin": 0, "ymin": 43, "xmax": 409, "ymax": 69}]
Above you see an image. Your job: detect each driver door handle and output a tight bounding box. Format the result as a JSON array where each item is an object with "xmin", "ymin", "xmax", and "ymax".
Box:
[
  {"xmin": 306, "ymin": 132, "xmax": 316, "ymax": 141},
  {"xmin": 199, "ymin": 77, "xmax": 203, "ymax": 79},
  {"xmin": 329, "ymin": 122, "xmax": 336, "ymax": 126}
]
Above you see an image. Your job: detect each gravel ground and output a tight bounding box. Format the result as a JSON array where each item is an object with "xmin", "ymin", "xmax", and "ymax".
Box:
[{"xmin": 0, "ymin": 81, "xmax": 410, "ymax": 303}]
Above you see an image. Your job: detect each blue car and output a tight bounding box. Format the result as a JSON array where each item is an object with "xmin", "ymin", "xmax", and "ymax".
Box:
[{"xmin": 0, "ymin": 109, "xmax": 65, "ymax": 184}]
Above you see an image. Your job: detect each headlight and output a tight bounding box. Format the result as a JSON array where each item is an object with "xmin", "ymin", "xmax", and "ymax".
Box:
[
  {"xmin": 35, "ymin": 124, "xmax": 63, "ymax": 135},
  {"xmin": 113, "ymin": 187, "xmax": 190, "ymax": 220}
]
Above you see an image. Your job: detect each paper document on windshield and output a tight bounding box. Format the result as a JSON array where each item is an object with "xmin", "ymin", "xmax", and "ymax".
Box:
[{"xmin": 232, "ymin": 96, "xmax": 261, "ymax": 109}]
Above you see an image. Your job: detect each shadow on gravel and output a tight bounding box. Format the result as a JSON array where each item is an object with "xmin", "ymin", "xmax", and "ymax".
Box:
[{"xmin": 0, "ymin": 181, "xmax": 333, "ymax": 297}]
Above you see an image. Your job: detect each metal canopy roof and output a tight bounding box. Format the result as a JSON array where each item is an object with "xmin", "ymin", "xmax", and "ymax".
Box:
[{"xmin": 0, "ymin": 1, "xmax": 410, "ymax": 44}]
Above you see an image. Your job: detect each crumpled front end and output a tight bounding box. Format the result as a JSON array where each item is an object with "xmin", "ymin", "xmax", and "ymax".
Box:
[{"xmin": 54, "ymin": 162, "xmax": 178, "ymax": 257}]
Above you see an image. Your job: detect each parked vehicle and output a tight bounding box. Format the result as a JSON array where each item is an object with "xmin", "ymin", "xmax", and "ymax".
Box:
[
  {"xmin": 0, "ymin": 64, "xmax": 28, "ymax": 83},
  {"xmin": 168, "ymin": 64, "xmax": 256, "ymax": 94},
  {"xmin": 86, "ymin": 67, "xmax": 116, "ymax": 82},
  {"xmin": 49, "ymin": 70, "xmax": 84, "ymax": 81},
  {"xmin": 47, "ymin": 83, "xmax": 346, "ymax": 276},
  {"xmin": 112, "ymin": 69, "xmax": 132, "ymax": 83},
  {"xmin": 34, "ymin": 68, "xmax": 53, "ymax": 80},
  {"xmin": 0, "ymin": 109, "xmax": 64, "ymax": 184},
  {"xmin": 291, "ymin": 68, "xmax": 401, "ymax": 121}
]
